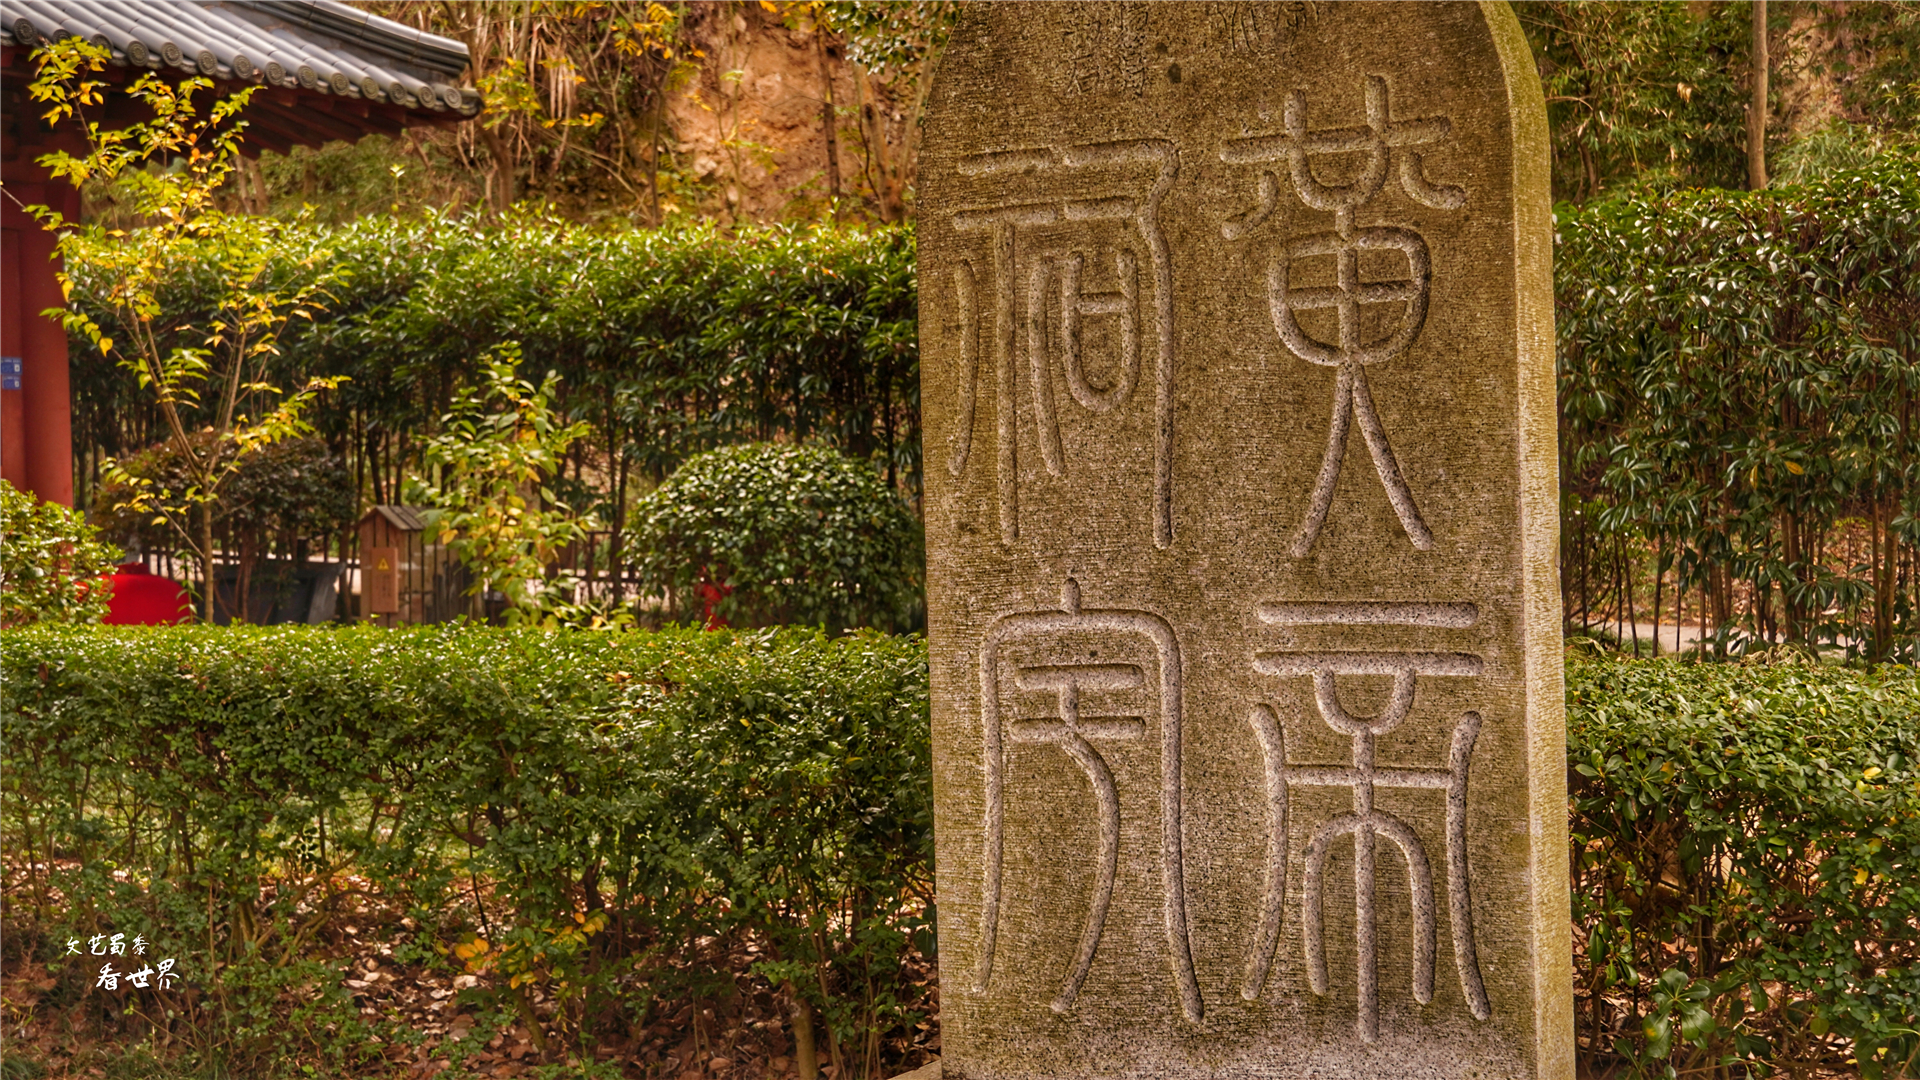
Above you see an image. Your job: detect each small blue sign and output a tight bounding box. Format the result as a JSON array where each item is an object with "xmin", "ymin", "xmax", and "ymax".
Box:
[{"xmin": 0, "ymin": 357, "xmax": 21, "ymax": 392}]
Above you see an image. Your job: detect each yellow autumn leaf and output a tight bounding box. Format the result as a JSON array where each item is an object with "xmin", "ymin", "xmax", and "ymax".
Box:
[
  {"xmin": 1784, "ymin": 460, "xmax": 1804, "ymax": 475},
  {"xmin": 1864, "ymin": 766, "xmax": 1882, "ymax": 779},
  {"xmin": 1854, "ymin": 868, "xmax": 1869, "ymax": 885}
]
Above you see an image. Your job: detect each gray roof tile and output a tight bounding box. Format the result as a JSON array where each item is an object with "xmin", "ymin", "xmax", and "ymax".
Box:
[{"xmin": 1, "ymin": 0, "xmax": 477, "ymax": 116}]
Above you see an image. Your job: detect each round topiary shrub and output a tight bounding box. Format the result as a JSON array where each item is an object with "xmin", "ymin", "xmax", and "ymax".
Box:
[{"xmin": 630, "ymin": 443, "xmax": 923, "ymax": 632}]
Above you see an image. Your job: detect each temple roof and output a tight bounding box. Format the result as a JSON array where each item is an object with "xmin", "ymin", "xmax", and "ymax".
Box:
[{"xmin": 1, "ymin": 0, "xmax": 479, "ymax": 155}]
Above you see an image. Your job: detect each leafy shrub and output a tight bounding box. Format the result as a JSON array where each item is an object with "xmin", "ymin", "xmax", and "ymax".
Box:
[
  {"xmin": 1568, "ymin": 657, "xmax": 1920, "ymax": 1079},
  {"xmin": 1, "ymin": 623, "xmax": 930, "ymax": 1076},
  {"xmin": 64, "ymin": 216, "xmax": 921, "ymax": 517},
  {"xmin": 7, "ymin": 625, "xmax": 1914, "ymax": 1078},
  {"xmin": 0, "ymin": 479, "xmax": 121, "ymax": 628},
  {"xmin": 629, "ymin": 443, "xmax": 923, "ymax": 633},
  {"xmin": 91, "ymin": 433, "xmax": 354, "ymax": 558},
  {"xmin": 404, "ymin": 346, "xmax": 597, "ymax": 623},
  {"xmin": 29, "ymin": 38, "xmax": 348, "ymax": 621},
  {"xmin": 1556, "ymin": 151, "xmax": 1920, "ymax": 660},
  {"xmin": 614, "ymin": 628, "xmax": 932, "ymax": 1073}
]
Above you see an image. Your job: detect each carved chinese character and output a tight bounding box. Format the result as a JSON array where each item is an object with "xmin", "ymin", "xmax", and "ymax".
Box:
[
  {"xmin": 977, "ymin": 578, "xmax": 1201, "ymax": 1021},
  {"xmin": 1246, "ymin": 601, "xmax": 1490, "ymax": 1044},
  {"xmin": 948, "ymin": 142, "xmax": 1179, "ymax": 548},
  {"xmin": 1221, "ymin": 75, "xmax": 1466, "ymax": 556}
]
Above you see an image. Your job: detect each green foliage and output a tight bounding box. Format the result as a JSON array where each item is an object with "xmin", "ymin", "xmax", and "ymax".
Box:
[
  {"xmin": 90, "ymin": 434, "xmax": 353, "ymax": 558},
  {"xmin": 1568, "ymin": 657, "xmax": 1920, "ymax": 1078},
  {"xmin": 1811, "ymin": 2, "xmax": 1920, "ymax": 142},
  {"xmin": 1773, "ymin": 121, "xmax": 1919, "ymax": 187},
  {"xmin": 1, "ymin": 623, "xmax": 931, "ymax": 1078},
  {"xmin": 613, "ymin": 627, "xmax": 932, "ymax": 1072},
  {"xmin": 0, "ymin": 480, "xmax": 121, "ymax": 629},
  {"xmin": 7, "ymin": 626, "xmax": 1912, "ymax": 1068},
  {"xmin": 25, "ymin": 38, "xmax": 346, "ymax": 616},
  {"xmin": 1556, "ymin": 151, "xmax": 1920, "ymax": 660},
  {"xmin": 828, "ymin": 1, "xmax": 959, "ymax": 79},
  {"xmin": 1518, "ymin": 2, "xmax": 1920, "ymax": 203},
  {"xmin": 630, "ymin": 443, "xmax": 922, "ymax": 633},
  {"xmin": 62, "ymin": 214, "xmax": 920, "ymax": 526},
  {"xmin": 1518, "ymin": 0, "xmax": 1753, "ymax": 201},
  {"xmin": 405, "ymin": 346, "xmax": 598, "ymax": 623},
  {"xmin": 6, "ymin": 629, "xmax": 1915, "ymax": 1077}
]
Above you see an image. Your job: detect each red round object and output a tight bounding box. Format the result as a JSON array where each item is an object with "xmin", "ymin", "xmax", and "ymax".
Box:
[{"xmin": 102, "ymin": 563, "xmax": 192, "ymax": 625}]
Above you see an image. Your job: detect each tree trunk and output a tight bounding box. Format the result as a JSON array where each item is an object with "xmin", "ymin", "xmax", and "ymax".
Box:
[
  {"xmin": 482, "ymin": 122, "xmax": 518, "ymax": 213},
  {"xmin": 451, "ymin": 19, "xmax": 518, "ymax": 214},
  {"xmin": 817, "ymin": 23, "xmax": 841, "ymax": 214},
  {"xmin": 1747, "ymin": 0, "xmax": 1768, "ymax": 190},
  {"xmin": 1622, "ymin": 546, "xmax": 1639, "ymax": 654},
  {"xmin": 1873, "ymin": 494, "xmax": 1894, "ymax": 660},
  {"xmin": 1651, "ymin": 539, "xmax": 1665, "ymax": 656},
  {"xmin": 198, "ymin": 500, "xmax": 216, "ymax": 623},
  {"xmin": 648, "ymin": 83, "xmax": 664, "ymax": 226},
  {"xmin": 791, "ymin": 999, "xmax": 818, "ymax": 1080},
  {"xmin": 853, "ymin": 65, "xmax": 906, "ymax": 223}
]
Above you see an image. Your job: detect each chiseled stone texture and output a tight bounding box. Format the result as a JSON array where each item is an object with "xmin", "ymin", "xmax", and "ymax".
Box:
[{"xmin": 918, "ymin": 3, "xmax": 1570, "ymax": 1079}]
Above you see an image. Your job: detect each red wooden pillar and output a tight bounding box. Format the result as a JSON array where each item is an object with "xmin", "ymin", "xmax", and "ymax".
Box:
[
  {"xmin": 1, "ymin": 219, "xmax": 24, "ymax": 494},
  {"xmin": 0, "ymin": 186, "xmax": 77, "ymax": 506}
]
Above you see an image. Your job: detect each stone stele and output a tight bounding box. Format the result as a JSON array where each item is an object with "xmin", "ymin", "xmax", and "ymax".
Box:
[{"xmin": 917, "ymin": 3, "xmax": 1570, "ymax": 1078}]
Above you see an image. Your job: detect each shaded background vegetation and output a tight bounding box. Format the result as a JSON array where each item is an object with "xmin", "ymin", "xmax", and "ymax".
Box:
[
  {"xmin": 65, "ymin": 218, "xmax": 919, "ymax": 605},
  {"xmin": 120, "ymin": 2, "xmax": 1913, "ymax": 226}
]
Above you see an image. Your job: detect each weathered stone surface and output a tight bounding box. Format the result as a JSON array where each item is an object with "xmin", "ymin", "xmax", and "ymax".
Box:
[{"xmin": 917, "ymin": 3, "xmax": 1569, "ymax": 1078}]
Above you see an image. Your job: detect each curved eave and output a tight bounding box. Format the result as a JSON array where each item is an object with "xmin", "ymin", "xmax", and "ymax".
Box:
[{"xmin": 0, "ymin": 0, "xmax": 482, "ymax": 122}]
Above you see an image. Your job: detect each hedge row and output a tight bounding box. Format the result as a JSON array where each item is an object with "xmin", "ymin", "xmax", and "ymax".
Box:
[
  {"xmin": 1, "ymin": 624, "xmax": 930, "ymax": 1075},
  {"xmin": 66, "ymin": 216, "xmax": 921, "ymax": 521},
  {"xmin": 1556, "ymin": 152, "xmax": 1920, "ymax": 660},
  {"xmin": 2, "ymin": 629, "xmax": 1915, "ymax": 1077},
  {"xmin": 1567, "ymin": 657, "xmax": 1919, "ymax": 1078}
]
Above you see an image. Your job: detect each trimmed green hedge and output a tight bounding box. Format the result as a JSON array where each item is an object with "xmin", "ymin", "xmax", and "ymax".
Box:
[
  {"xmin": 67, "ymin": 217, "xmax": 921, "ymax": 520},
  {"xmin": 1555, "ymin": 153, "xmax": 1920, "ymax": 660},
  {"xmin": 1569, "ymin": 658, "xmax": 1919, "ymax": 1078},
  {"xmin": 2, "ymin": 629, "xmax": 1914, "ymax": 1077},
  {"xmin": 629, "ymin": 443, "xmax": 925, "ymax": 633},
  {"xmin": 1, "ymin": 624, "xmax": 929, "ymax": 1075}
]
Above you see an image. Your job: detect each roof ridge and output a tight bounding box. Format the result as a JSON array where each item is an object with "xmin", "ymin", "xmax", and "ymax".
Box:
[
  {"xmin": 236, "ymin": 0, "xmax": 468, "ymax": 78},
  {"xmin": 1, "ymin": 0, "xmax": 481, "ymax": 116}
]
